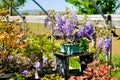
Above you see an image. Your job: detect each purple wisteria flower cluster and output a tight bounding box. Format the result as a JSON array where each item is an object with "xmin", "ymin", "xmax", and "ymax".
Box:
[
  {"xmin": 34, "ymin": 61, "xmax": 40, "ymax": 70},
  {"xmin": 5, "ymin": 54, "xmax": 55, "ymax": 76},
  {"xmin": 98, "ymin": 37, "xmax": 111, "ymax": 55},
  {"xmin": 45, "ymin": 12, "xmax": 78, "ymax": 37},
  {"xmin": 76, "ymin": 21, "xmax": 95, "ymax": 40},
  {"xmin": 45, "ymin": 11, "xmax": 95, "ymax": 43}
]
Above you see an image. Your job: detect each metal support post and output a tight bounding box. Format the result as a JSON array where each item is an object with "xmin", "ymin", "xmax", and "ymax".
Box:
[{"xmin": 107, "ymin": 15, "xmax": 112, "ymax": 75}]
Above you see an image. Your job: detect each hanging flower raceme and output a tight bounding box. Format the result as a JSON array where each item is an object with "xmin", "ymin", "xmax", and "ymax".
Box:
[
  {"xmin": 77, "ymin": 22, "xmax": 94, "ymax": 40},
  {"xmin": 64, "ymin": 18, "xmax": 76, "ymax": 36},
  {"xmin": 45, "ymin": 12, "xmax": 77, "ymax": 36},
  {"xmin": 97, "ymin": 37, "xmax": 111, "ymax": 55},
  {"xmin": 54, "ymin": 16, "xmax": 66, "ymax": 35},
  {"xmin": 98, "ymin": 38, "xmax": 104, "ymax": 51},
  {"xmin": 22, "ymin": 70, "xmax": 29, "ymax": 75},
  {"xmin": 34, "ymin": 61, "xmax": 40, "ymax": 70},
  {"xmin": 85, "ymin": 22, "xmax": 94, "ymax": 35},
  {"xmin": 44, "ymin": 17, "xmax": 50, "ymax": 27},
  {"xmin": 56, "ymin": 15, "xmax": 64, "ymax": 27},
  {"xmin": 103, "ymin": 37, "xmax": 111, "ymax": 55}
]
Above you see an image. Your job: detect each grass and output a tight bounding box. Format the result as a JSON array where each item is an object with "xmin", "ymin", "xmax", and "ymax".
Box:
[{"xmin": 27, "ymin": 23, "xmax": 50, "ymax": 35}]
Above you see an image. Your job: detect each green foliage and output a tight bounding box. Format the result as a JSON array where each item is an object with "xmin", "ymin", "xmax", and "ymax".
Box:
[
  {"xmin": 38, "ymin": 10, "xmax": 46, "ymax": 15},
  {"xmin": 69, "ymin": 57, "xmax": 80, "ymax": 69},
  {"xmin": 111, "ymin": 69, "xmax": 120, "ymax": 79},
  {"xmin": 25, "ymin": 34, "xmax": 59, "ymax": 58},
  {"xmin": 10, "ymin": 73, "xmax": 64, "ymax": 80},
  {"xmin": 111, "ymin": 55, "xmax": 120, "ymax": 79},
  {"xmin": 0, "ymin": 0, "xmax": 26, "ymax": 9},
  {"xmin": 41, "ymin": 74, "xmax": 64, "ymax": 80},
  {"xmin": 21, "ymin": 12, "xmax": 29, "ymax": 16},
  {"xmin": 66, "ymin": 0, "xmax": 120, "ymax": 14},
  {"xmin": 97, "ymin": 52, "xmax": 106, "ymax": 63},
  {"xmin": 112, "ymin": 55, "xmax": 120, "ymax": 68},
  {"xmin": 10, "ymin": 73, "xmax": 26, "ymax": 80},
  {"xmin": 77, "ymin": 38, "xmax": 89, "ymax": 53},
  {"xmin": 95, "ymin": 25, "xmax": 111, "ymax": 38}
]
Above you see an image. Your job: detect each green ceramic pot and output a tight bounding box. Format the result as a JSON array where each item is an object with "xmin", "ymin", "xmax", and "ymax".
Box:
[{"xmin": 60, "ymin": 44, "xmax": 79, "ymax": 54}]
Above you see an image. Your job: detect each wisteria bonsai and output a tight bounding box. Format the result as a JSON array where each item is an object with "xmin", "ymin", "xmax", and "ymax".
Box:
[{"xmin": 45, "ymin": 10, "xmax": 96, "ymax": 53}]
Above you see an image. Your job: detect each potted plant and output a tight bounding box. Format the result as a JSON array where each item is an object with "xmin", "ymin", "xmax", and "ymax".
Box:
[{"xmin": 45, "ymin": 10, "xmax": 95, "ymax": 54}]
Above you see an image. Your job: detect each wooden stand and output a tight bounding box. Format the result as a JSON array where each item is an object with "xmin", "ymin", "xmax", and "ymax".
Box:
[{"xmin": 54, "ymin": 52, "xmax": 93, "ymax": 80}]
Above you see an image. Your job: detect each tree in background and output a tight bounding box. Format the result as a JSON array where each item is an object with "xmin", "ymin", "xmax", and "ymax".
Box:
[
  {"xmin": 65, "ymin": 0, "xmax": 120, "ymax": 14},
  {"xmin": 0, "ymin": 0, "xmax": 27, "ymax": 15}
]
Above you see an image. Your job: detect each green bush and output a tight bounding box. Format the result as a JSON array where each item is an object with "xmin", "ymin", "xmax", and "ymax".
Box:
[{"xmin": 25, "ymin": 34, "xmax": 59, "ymax": 58}]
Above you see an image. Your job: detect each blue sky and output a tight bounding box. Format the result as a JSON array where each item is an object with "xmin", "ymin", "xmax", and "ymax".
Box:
[
  {"xmin": 19, "ymin": 0, "xmax": 120, "ymax": 13},
  {"xmin": 19, "ymin": 0, "xmax": 75, "ymax": 12}
]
